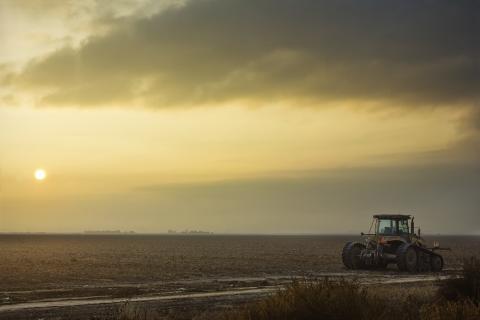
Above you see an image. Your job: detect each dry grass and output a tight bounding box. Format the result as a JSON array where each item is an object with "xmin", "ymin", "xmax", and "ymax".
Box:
[
  {"xmin": 215, "ymin": 277, "xmax": 480, "ymax": 320},
  {"xmin": 218, "ymin": 279, "xmax": 415, "ymax": 320},
  {"xmin": 115, "ymin": 280, "xmax": 479, "ymax": 320},
  {"xmin": 420, "ymin": 300, "xmax": 480, "ymax": 320},
  {"xmin": 117, "ymin": 301, "xmax": 162, "ymax": 320},
  {"xmin": 438, "ymin": 256, "xmax": 480, "ymax": 302},
  {"xmin": 233, "ymin": 280, "xmax": 381, "ymax": 320}
]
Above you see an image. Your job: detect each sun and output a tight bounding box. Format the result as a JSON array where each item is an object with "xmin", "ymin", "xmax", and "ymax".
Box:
[{"xmin": 34, "ymin": 169, "xmax": 47, "ymax": 181}]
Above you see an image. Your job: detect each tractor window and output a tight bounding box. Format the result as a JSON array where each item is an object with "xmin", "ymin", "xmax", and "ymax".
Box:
[
  {"xmin": 378, "ymin": 219, "xmax": 395, "ymax": 234},
  {"xmin": 398, "ymin": 219, "xmax": 409, "ymax": 234}
]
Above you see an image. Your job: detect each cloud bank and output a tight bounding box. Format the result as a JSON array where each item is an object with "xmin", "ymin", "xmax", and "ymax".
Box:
[{"xmin": 4, "ymin": 0, "xmax": 479, "ymax": 109}]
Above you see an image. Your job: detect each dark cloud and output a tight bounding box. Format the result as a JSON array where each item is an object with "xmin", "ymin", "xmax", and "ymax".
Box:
[
  {"xmin": 8, "ymin": 0, "xmax": 480, "ymax": 108},
  {"xmin": 469, "ymin": 107, "xmax": 480, "ymax": 132}
]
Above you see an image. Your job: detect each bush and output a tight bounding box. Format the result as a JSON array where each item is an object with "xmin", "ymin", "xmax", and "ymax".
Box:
[
  {"xmin": 220, "ymin": 278, "xmax": 392, "ymax": 320},
  {"xmin": 420, "ymin": 300, "xmax": 480, "ymax": 320},
  {"xmin": 439, "ymin": 257, "xmax": 480, "ymax": 302},
  {"xmin": 117, "ymin": 301, "xmax": 162, "ymax": 320},
  {"xmin": 463, "ymin": 257, "xmax": 480, "ymax": 302},
  {"xmin": 221, "ymin": 272, "xmax": 480, "ymax": 320}
]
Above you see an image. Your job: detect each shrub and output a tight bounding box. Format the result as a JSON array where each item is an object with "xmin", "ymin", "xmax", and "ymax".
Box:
[
  {"xmin": 439, "ymin": 257, "xmax": 480, "ymax": 302},
  {"xmin": 117, "ymin": 301, "xmax": 161, "ymax": 320},
  {"xmin": 420, "ymin": 300, "xmax": 480, "ymax": 320},
  {"xmin": 221, "ymin": 278, "xmax": 392, "ymax": 320}
]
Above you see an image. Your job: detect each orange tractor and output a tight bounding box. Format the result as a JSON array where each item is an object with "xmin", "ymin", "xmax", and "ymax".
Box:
[{"xmin": 342, "ymin": 214, "xmax": 447, "ymax": 272}]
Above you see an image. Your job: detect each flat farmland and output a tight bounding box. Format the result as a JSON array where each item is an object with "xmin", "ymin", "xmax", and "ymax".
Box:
[
  {"xmin": 0, "ymin": 235, "xmax": 346, "ymax": 291},
  {"xmin": 0, "ymin": 235, "xmax": 479, "ymax": 319},
  {"xmin": 1, "ymin": 235, "xmax": 478, "ymax": 290}
]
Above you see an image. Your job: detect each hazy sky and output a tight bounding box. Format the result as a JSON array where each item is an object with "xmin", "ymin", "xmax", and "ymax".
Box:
[{"xmin": 1, "ymin": 0, "xmax": 479, "ymax": 234}]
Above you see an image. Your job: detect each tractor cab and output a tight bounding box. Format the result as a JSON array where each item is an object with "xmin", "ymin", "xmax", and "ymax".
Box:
[
  {"xmin": 369, "ymin": 214, "xmax": 425, "ymax": 248},
  {"xmin": 374, "ymin": 214, "xmax": 412, "ymax": 237}
]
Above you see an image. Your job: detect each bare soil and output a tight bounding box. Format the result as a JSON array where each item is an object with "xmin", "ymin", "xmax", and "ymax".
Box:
[{"xmin": 0, "ymin": 235, "xmax": 478, "ymax": 319}]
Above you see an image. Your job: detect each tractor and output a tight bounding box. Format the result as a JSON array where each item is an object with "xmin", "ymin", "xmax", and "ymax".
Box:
[{"xmin": 342, "ymin": 214, "xmax": 446, "ymax": 272}]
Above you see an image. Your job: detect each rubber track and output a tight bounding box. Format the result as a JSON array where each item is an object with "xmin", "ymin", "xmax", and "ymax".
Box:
[
  {"xmin": 417, "ymin": 246, "xmax": 444, "ymax": 271},
  {"xmin": 396, "ymin": 243, "xmax": 444, "ymax": 272},
  {"xmin": 396, "ymin": 243, "xmax": 413, "ymax": 272}
]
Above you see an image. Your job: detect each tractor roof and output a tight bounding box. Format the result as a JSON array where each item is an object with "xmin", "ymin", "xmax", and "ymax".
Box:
[{"xmin": 373, "ymin": 214, "xmax": 411, "ymax": 220}]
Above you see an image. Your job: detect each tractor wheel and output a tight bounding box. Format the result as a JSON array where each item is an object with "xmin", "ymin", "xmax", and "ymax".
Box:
[
  {"xmin": 342, "ymin": 242, "xmax": 365, "ymax": 269},
  {"xmin": 396, "ymin": 244, "xmax": 418, "ymax": 273},
  {"xmin": 430, "ymin": 254, "xmax": 443, "ymax": 272}
]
